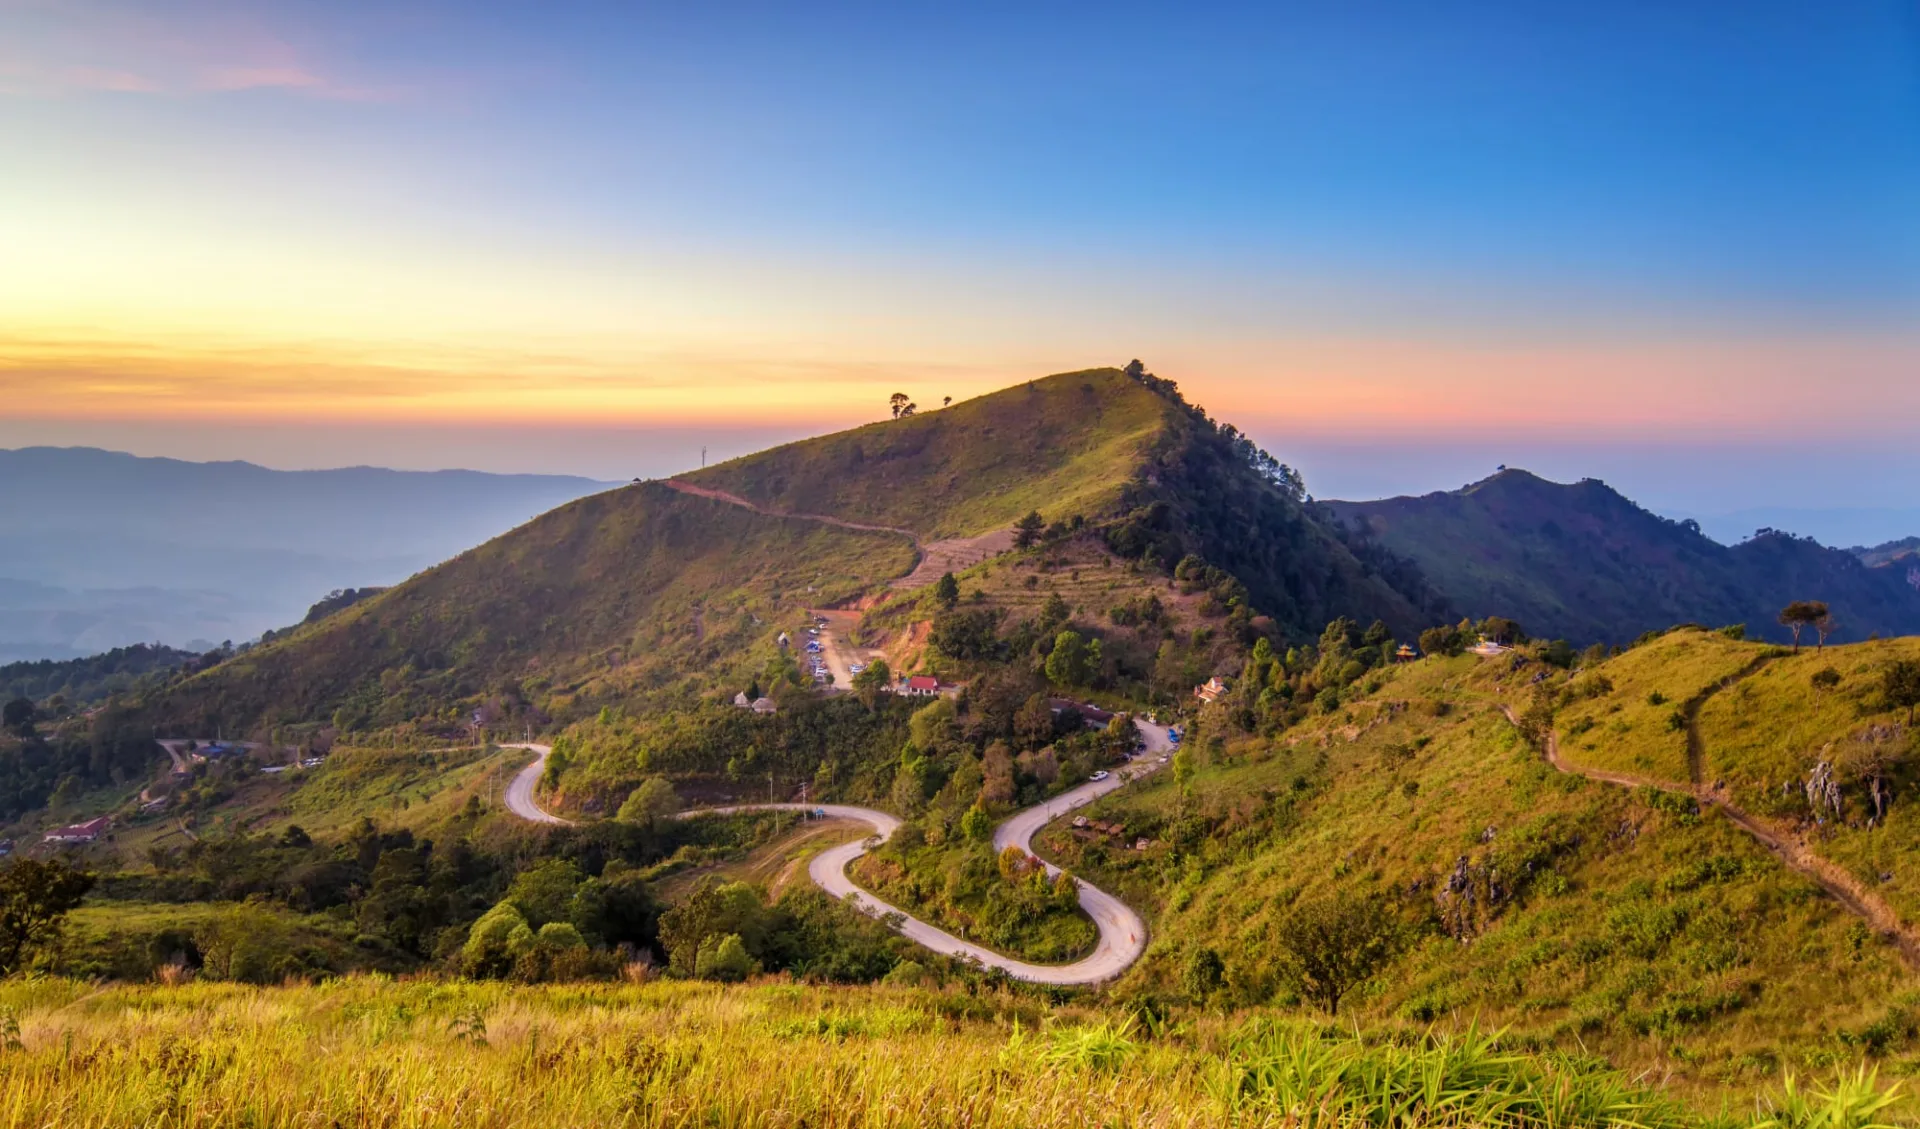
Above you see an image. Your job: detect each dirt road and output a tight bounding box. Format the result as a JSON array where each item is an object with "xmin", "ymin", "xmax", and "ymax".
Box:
[{"xmin": 1502, "ymin": 705, "xmax": 1920, "ymax": 968}]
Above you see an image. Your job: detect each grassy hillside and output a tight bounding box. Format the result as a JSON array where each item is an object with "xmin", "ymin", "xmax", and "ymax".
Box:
[
  {"xmin": 136, "ymin": 482, "xmax": 915, "ymax": 736},
  {"xmin": 1328, "ymin": 469, "xmax": 1920, "ymax": 645},
  {"xmin": 1035, "ymin": 638, "xmax": 1920, "ymax": 1086}
]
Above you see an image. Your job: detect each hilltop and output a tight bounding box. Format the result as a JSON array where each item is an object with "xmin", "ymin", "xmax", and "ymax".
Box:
[
  {"xmin": 122, "ymin": 367, "xmax": 1442, "ymax": 739},
  {"xmin": 1327, "ymin": 469, "xmax": 1920, "ymax": 645}
]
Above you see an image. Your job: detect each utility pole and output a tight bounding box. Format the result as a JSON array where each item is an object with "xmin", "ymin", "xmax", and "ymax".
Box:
[{"xmin": 701, "ymin": 445, "xmax": 707, "ymax": 468}]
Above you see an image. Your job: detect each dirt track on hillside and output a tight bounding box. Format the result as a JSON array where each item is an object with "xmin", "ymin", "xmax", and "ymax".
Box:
[
  {"xmin": 663, "ymin": 480, "xmax": 920, "ymax": 539},
  {"xmin": 1502, "ymin": 703, "xmax": 1920, "ymax": 968}
]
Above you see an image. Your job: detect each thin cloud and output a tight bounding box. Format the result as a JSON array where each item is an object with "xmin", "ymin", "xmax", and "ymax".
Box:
[{"xmin": 0, "ymin": 2, "xmax": 406, "ymax": 101}]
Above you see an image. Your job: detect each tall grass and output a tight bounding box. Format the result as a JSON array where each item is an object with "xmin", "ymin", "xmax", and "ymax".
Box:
[{"xmin": 0, "ymin": 979, "xmax": 1909, "ymax": 1129}]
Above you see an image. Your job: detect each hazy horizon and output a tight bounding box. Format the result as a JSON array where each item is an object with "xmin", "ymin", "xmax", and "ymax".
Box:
[{"xmin": 4, "ymin": 415, "xmax": 1918, "ymax": 550}]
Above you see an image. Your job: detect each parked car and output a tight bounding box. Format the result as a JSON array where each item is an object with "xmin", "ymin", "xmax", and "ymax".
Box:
[{"xmin": 1090, "ymin": 770, "xmax": 1110, "ymax": 782}]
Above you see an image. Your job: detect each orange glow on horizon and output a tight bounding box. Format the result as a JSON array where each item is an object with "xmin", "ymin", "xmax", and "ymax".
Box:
[{"xmin": 5, "ymin": 325, "xmax": 1918, "ymax": 440}]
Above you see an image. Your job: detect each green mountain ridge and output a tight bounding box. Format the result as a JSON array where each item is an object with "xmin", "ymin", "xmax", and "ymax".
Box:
[
  {"xmin": 1327, "ymin": 468, "xmax": 1920, "ymax": 646},
  {"xmin": 126, "ymin": 367, "xmax": 1442, "ymax": 738}
]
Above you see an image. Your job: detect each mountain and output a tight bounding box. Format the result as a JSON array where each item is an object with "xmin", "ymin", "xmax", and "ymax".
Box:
[
  {"xmin": 0, "ymin": 447, "xmax": 614, "ymax": 659},
  {"xmin": 1679, "ymin": 505, "xmax": 1920, "ymax": 550},
  {"xmin": 1326, "ymin": 469, "xmax": 1920, "ymax": 646},
  {"xmin": 129, "ymin": 367, "xmax": 1442, "ymax": 737},
  {"xmin": 1856, "ymin": 536, "xmax": 1920, "ymax": 569}
]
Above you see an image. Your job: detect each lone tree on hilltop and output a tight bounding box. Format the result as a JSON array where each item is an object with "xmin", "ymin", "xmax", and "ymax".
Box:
[
  {"xmin": 1815, "ymin": 608, "xmax": 1837, "ymax": 651},
  {"xmin": 1013, "ymin": 511, "xmax": 1045, "ymax": 549},
  {"xmin": 888, "ymin": 392, "xmax": 911, "ymax": 419},
  {"xmin": 1884, "ymin": 659, "xmax": 1920, "ymax": 725},
  {"xmin": 1779, "ymin": 601, "xmax": 1830, "ymax": 653},
  {"xmin": 1, "ymin": 859, "xmax": 95, "ymax": 976}
]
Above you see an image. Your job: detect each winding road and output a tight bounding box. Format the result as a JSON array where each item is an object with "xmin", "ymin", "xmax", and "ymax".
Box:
[{"xmin": 500, "ymin": 718, "xmax": 1173, "ymax": 984}]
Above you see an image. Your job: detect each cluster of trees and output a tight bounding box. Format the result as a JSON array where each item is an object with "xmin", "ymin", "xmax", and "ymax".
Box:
[
  {"xmin": 1112, "ymin": 360, "xmax": 1449, "ymax": 638},
  {"xmin": 0, "ymin": 705, "xmax": 163, "ymax": 821},
  {"xmin": 1416, "ymin": 616, "xmax": 1524, "ymax": 657},
  {"xmin": 544, "ymin": 694, "xmax": 918, "ymax": 815},
  {"xmin": 650, "ymin": 876, "xmax": 916, "ymax": 983},
  {"xmin": 459, "ymin": 858, "xmax": 657, "ymax": 980},
  {"xmin": 0, "ymin": 643, "xmax": 199, "ymax": 707},
  {"xmin": 1198, "ymin": 617, "xmax": 1407, "ymax": 735}
]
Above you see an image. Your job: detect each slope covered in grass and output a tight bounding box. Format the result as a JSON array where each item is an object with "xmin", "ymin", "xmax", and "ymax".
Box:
[
  {"xmin": 1037, "ymin": 647, "xmax": 1918, "ymax": 1085},
  {"xmin": 136, "ymin": 483, "xmax": 916, "ymax": 736},
  {"xmin": 684, "ymin": 368, "xmax": 1171, "ymax": 540}
]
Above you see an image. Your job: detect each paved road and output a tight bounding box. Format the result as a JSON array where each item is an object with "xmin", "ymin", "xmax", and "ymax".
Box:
[
  {"xmin": 500, "ymin": 743, "xmax": 573, "ymax": 826},
  {"xmin": 501, "ymin": 719, "xmax": 1175, "ymax": 984}
]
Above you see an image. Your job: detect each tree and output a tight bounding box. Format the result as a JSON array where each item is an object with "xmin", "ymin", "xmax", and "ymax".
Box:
[
  {"xmin": 1418, "ymin": 625, "xmax": 1462, "ymax": 658},
  {"xmin": 889, "ymin": 392, "xmax": 911, "ymax": 419},
  {"xmin": 1884, "ymin": 660, "xmax": 1920, "ymax": 725},
  {"xmin": 1044, "ymin": 630, "xmax": 1094, "ymax": 687},
  {"xmin": 505, "ymin": 859, "xmax": 586, "ymax": 927},
  {"xmin": 617, "ymin": 776, "xmax": 681, "ymax": 829},
  {"xmin": 852, "ymin": 658, "xmax": 893, "ymax": 706},
  {"xmin": 933, "ymin": 572, "xmax": 960, "ymax": 611},
  {"xmin": 1182, "ymin": 946, "xmax": 1225, "ymax": 1001},
  {"xmin": 942, "ymin": 396, "xmax": 952, "ymax": 407},
  {"xmin": 960, "ymin": 802, "xmax": 993, "ymax": 841},
  {"xmin": 1815, "ymin": 608, "xmax": 1837, "ymax": 651},
  {"xmin": 695, "ymin": 932, "xmax": 759, "ymax": 981},
  {"xmin": 1272, "ymin": 890, "xmax": 1400, "ymax": 1015},
  {"xmin": 2, "ymin": 697, "xmax": 32, "ymax": 737},
  {"xmin": 0, "ymin": 859, "xmax": 95, "ymax": 975},
  {"xmin": 1811, "ymin": 667, "xmax": 1842, "ymax": 695},
  {"xmin": 1779, "ymin": 601, "xmax": 1829, "ymax": 653},
  {"xmin": 1478, "ymin": 616, "xmax": 1523, "ymax": 645},
  {"xmin": 1013, "ymin": 511, "xmax": 1045, "ymax": 549},
  {"xmin": 658, "ymin": 879, "xmax": 771, "ymax": 976}
]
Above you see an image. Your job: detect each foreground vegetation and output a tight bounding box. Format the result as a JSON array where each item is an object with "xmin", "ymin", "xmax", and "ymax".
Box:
[{"xmin": 0, "ymin": 976, "xmax": 1910, "ymax": 1128}]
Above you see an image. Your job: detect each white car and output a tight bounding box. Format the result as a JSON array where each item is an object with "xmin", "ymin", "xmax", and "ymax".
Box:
[{"xmin": 1090, "ymin": 770, "xmax": 1110, "ymax": 782}]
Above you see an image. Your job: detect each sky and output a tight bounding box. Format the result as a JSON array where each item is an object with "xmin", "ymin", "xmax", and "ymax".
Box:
[{"xmin": 3, "ymin": 1, "xmax": 1918, "ymax": 524}]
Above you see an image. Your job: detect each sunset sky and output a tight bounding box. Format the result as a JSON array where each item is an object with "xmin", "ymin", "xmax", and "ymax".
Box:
[{"xmin": 4, "ymin": 1, "xmax": 1917, "ymax": 516}]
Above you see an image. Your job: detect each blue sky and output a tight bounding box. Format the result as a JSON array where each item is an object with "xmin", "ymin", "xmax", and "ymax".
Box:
[{"xmin": 1, "ymin": 0, "xmax": 1916, "ymax": 526}]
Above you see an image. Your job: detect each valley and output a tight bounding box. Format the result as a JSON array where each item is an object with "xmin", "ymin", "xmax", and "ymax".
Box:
[{"xmin": 5, "ymin": 367, "xmax": 1920, "ymax": 1122}]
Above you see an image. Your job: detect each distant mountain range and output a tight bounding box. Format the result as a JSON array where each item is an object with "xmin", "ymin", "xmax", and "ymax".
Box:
[
  {"xmin": 0, "ymin": 447, "xmax": 614, "ymax": 660},
  {"xmin": 1671, "ymin": 506, "xmax": 1920, "ymax": 552},
  {"xmin": 1327, "ymin": 470, "xmax": 1920, "ymax": 646}
]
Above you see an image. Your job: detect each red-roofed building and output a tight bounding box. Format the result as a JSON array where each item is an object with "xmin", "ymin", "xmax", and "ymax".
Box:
[
  {"xmin": 44, "ymin": 816, "xmax": 111, "ymax": 845},
  {"xmin": 901, "ymin": 675, "xmax": 941, "ymax": 697}
]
